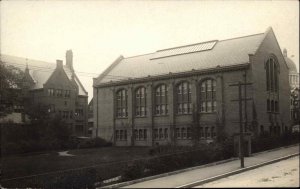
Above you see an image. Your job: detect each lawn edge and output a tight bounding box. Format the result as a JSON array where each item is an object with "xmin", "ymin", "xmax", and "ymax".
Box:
[{"xmin": 101, "ymin": 143, "xmax": 299, "ymax": 188}]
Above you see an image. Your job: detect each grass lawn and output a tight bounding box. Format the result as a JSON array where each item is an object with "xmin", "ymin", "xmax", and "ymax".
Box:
[{"xmin": 2, "ymin": 146, "xmax": 151, "ymax": 179}]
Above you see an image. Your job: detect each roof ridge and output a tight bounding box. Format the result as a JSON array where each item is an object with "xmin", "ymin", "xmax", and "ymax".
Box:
[{"xmin": 219, "ymin": 32, "xmax": 264, "ymax": 42}]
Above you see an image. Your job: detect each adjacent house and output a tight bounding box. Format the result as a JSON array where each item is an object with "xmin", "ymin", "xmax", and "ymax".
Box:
[
  {"xmin": 284, "ymin": 49, "xmax": 300, "ymax": 125},
  {"xmin": 1, "ymin": 50, "xmax": 88, "ymax": 136},
  {"xmin": 93, "ymin": 27, "xmax": 290, "ymax": 146}
]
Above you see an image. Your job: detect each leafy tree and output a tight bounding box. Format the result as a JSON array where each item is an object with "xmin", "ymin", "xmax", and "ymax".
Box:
[{"xmin": 0, "ymin": 62, "xmax": 25, "ymax": 117}]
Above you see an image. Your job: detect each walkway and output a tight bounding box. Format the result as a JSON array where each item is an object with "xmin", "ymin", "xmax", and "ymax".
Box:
[{"xmin": 121, "ymin": 145, "xmax": 299, "ymax": 188}]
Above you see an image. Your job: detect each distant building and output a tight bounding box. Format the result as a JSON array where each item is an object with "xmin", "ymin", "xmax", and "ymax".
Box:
[
  {"xmin": 283, "ymin": 48, "xmax": 300, "ymax": 124},
  {"xmin": 93, "ymin": 27, "xmax": 290, "ymax": 146},
  {"xmin": 87, "ymin": 98, "xmax": 94, "ymax": 137},
  {"xmin": 1, "ymin": 50, "xmax": 88, "ymax": 136}
]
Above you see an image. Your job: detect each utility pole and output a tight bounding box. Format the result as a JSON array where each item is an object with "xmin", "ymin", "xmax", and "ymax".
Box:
[{"xmin": 230, "ymin": 81, "xmax": 252, "ymax": 168}]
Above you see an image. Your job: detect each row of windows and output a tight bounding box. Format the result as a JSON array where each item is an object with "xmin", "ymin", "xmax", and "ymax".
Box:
[
  {"xmin": 134, "ymin": 129, "xmax": 147, "ymax": 140},
  {"xmin": 289, "ymin": 75, "xmax": 299, "ymax": 85},
  {"xmin": 115, "ymin": 127, "xmax": 217, "ymax": 141},
  {"xmin": 48, "ymin": 89, "xmax": 71, "ymax": 98},
  {"xmin": 153, "ymin": 128, "xmax": 168, "ymax": 140},
  {"xmin": 58, "ymin": 110, "xmax": 73, "ymax": 119},
  {"xmin": 115, "ymin": 130, "xmax": 127, "ymax": 141},
  {"xmin": 176, "ymin": 127, "xmax": 192, "ymax": 139},
  {"xmin": 116, "ymin": 79, "xmax": 217, "ymax": 118},
  {"xmin": 267, "ymin": 99, "xmax": 279, "ymax": 113}
]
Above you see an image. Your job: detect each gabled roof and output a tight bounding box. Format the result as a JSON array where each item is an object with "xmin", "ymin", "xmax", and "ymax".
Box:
[
  {"xmin": 1, "ymin": 54, "xmax": 88, "ymax": 96},
  {"xmin": 95, "ymin": 30, "xmax": 268, "ymax": 86}
]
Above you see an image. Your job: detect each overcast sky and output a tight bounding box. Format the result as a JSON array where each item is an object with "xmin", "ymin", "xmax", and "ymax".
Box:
[{"xmin": 1, "ymin": 0, "xmax": 299, "ymax": 101}]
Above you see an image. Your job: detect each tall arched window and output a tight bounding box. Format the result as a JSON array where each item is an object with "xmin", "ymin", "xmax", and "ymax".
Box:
[
  {"xmin": 266, "ymin": 57, "xmax": 279, "ymax": 92},
  {"xmin": 116, "ymin": 89, "xmax": 128, "ymax": 118},
  {"xmin": 135, "ymin": 87, "xmax": 147, "ymax": 117},
  {"xmin": 155, "ymin": 84, "xmax": 168, "ymax": 115},
  {"xmin": 200, "ymin": 79, "xmax": 216, "ymax": 112},
  {"xmin": 265, "ymin": 56, "xmax": 279, "ymax": 113},
  {"xmin": 177, "ymin": 82, "xmax": 192, "ymax": 114}
]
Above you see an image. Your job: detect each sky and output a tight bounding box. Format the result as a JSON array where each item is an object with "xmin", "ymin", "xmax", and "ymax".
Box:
[{"xmin": 1, "ymin": 0, "xmax": 299, "ymax": 102}]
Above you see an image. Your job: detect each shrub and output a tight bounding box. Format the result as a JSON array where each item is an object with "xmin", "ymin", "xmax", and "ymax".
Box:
[
  {"xmin": 251, "ymin": 131, "xmax": 299, "ymax": 153},
  {"xmin": 77, "ymin": 137, "xmax": 112, "ymax": 149}
]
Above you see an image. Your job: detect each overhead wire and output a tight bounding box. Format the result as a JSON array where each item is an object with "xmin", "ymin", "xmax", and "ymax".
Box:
[{"xmin": 1, "ymin": 61, "xmax": 134, "ymax": 80}]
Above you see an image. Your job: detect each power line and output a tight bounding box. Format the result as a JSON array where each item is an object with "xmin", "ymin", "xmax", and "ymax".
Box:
[{"xmin": 1, "ymin": 61, "xmax": 134, "ymax": 80}]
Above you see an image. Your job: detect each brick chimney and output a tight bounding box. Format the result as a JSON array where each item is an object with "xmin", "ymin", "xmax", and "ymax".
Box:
[
  {"xmin": 66, "ymin": 49, "xmax": 73, "ymax": 71},
  {"xmin": 283, "ymin": 48, "xmax": 287, "ymax": 57},
  {"xmin": 56, "ymin": 60, "xmax": 63, "ymax": 69}
]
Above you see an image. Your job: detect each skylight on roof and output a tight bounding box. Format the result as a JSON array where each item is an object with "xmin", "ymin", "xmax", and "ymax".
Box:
[{"xmin": 151, "ymin": 40, "xmax": 218, "ymax": 60}]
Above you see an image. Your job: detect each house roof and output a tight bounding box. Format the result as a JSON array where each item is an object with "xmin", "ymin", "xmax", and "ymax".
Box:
[
  {"xmin": 1, "ymin": 54, "xmax": 88, "ymax": 96},
  {"xmin": 95, "ymin": 30, "xmax": 267, "ymax": 85}
]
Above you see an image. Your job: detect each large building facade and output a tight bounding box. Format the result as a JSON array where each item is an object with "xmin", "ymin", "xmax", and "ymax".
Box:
[
  {"xmin": 93, "ymin": 27, "xmax": 290, "ymax": 146},
  {"xmin": 1, "ymin": 50, "xmax": 89, "ymax": 136}
]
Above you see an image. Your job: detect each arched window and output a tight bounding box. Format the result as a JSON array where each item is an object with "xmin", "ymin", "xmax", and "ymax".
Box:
[
  {"xmin": 177, "ymin": 82, "xmax": 192, "ymax": 114},
  {"xmin": 155, "ymin": 84, "xmax": 168, "ymax": 115},
  {"xmin": 135, "ymin": 87, "xmax": 147, "ymax": 117},
  {"xmin": 266, "ymin": 57, "xmax": 279, "ymax": 92},
  {"xmin": 265, "ymin": 56, "xmax": 279, "ymax": 113},
  {"xmin": 200, "ymin": 79, "xmax": 216, "ymax": 112},
  {"xmin": 116, "ymin": 89, "xmax": 128, "ymax": 118}
]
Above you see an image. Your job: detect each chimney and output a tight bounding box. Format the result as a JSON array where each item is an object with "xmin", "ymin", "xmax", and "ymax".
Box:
[
  {"xmin": 25, "ymin": 59, "xmax": 30, "ymax": 74},
  {"xmin": 56, "ymin": 60, "xmax": 63, "ymax": 69},
  {"xmin": 66, "ymin": 49, "xmax": 73, "ymax": 71},
  {"xmin": 283, "ymin": 48, "xmax": 287, "ymax": 57}
]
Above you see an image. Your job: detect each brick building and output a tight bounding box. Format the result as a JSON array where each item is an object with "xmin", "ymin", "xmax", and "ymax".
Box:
[
  {"xmin": 93, "ymin": 27, "xmax": 290, "ymax": 146},
  {"xmin": 1, "ymin": 50, "xmax": 88, "ymax": 136}
]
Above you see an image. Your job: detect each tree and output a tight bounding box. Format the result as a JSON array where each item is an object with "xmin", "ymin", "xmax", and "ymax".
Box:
[{"xmin": 0, "ymin": 62, "xmax": 25, "ymax": 117}]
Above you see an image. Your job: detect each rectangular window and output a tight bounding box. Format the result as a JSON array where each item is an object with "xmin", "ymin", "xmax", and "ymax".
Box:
[
  {"xmin": 159, "ymin": 128, "xmax": 163, "ymax": 139},
  {"xmin": 65, "ymin": 90, "xmax": 70, "ymax": 98},
  {"xmin": 115, "ymin": 130, "xmax": 120, "ymax": 140},
  {"xmin": 211, "ymin": 127, "xmax": 216, "ymax": 138},
  {"xmin": 56, "ymin": 89, "xmax": 63, "ymax": 97},
  {"xmin": 267, "ymin": 99, "xmax": 270, "ymax": 112},
  {"xmin": 271, "ymin": 100, "xmax": 274, "ymax": 112},
  {"xmin": 120, "ymin": 130, "xmax": 124, "ymax": 140},
  {"xmin": 154, "ymin": 129, "xmax": 158, "ymax": 139},
  {"xmin": 164, "ymin": 128, "xmax": 168, "ymax": 139},
  {"xmin": 178, "ymin": 104, "xmax": 182, "ymax": 114},
  {"xmin": 156, "ymin": 105, "xmax": 160, "ymax": 115},
  {"xmin": 207, "ymin": 102, "xmax": 212, "ymax": 112},
  {"xmin": 48, "ymin": 88, "xmax": 54, "ymax": 96},
  {"xmin": 200, "ymin": 127, "xmax": 204, "ymax": 138},
  {"xmin": 176, "ymin": 128, "xmax": 180, "ymax": 139},
  {"xmin": 182, "ymin": 128, "xmax": 187, "ymax": 139},
  {"xmin": 201, "ymin": 102, "xmax": 206, "ymax": 112},
  {"xmin": 205, "ymin": 127, "xmax": 209, "ymax": 138},
  {"xmin": 187, "ymin": 127, "xmax": 191, "ymax": 139},
  {"xmin": 139, "ymin": 129, "xmax": 143, "ymax": 140},
  {"xmin": 275, "ymin": 101, "xmax": 278, "ymax": 112},
  {"xmin": 124, "ymin": 130, "xmax": 127, "ymax": 140},
  {"xmin": 134, "ymin": 129, "xmax": 138, "ymax": 140},
  {"xmin": 144, "ymin": 129, "xmax": 147, "ymax": 139}
]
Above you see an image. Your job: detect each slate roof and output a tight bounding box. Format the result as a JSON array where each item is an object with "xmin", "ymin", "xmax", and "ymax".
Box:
[
  {"xmin": 95, "ymin": 31, "xmax": 268, "ymax": 85},
  {"xmin": 1, "ymin": 54, "xmax": 88, "ymax": 96}
]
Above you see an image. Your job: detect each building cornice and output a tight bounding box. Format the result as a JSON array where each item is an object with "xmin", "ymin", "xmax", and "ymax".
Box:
[{"xmin": 94, "ymin": 63, "xmax": 250, "ymax": 88}]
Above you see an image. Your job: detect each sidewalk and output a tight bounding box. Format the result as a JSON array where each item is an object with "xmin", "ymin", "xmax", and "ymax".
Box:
[{"xmin": 118, "ymin": 144, "xmax": 299, "ymax": 188}]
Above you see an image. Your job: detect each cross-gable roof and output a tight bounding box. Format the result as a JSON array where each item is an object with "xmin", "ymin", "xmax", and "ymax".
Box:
[
  {"xmin": 95, "ymin": 29, "xmax": 271, "ymax": 86},
  {"xmin": 0, "ymin": 54, "xmax": 88, "ymax": 96}
]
